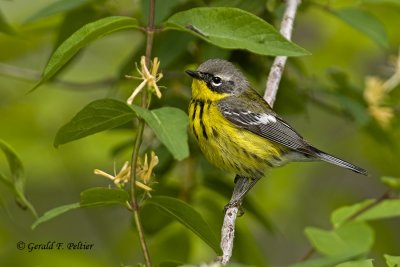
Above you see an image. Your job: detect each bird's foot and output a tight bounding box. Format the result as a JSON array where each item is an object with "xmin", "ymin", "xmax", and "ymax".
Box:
[{"xmin": 223, "ymin": 200, "xmax": 244, "ymax": 216}]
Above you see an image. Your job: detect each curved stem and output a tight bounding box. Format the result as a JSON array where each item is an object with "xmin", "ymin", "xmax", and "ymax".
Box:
[
  {"xmin": 130, "ymin": 119, "xmax": 150, "ymax": 260},
  {"xmin": 129, "ymin": 0, "xmax": 156, "ymax": 266}
]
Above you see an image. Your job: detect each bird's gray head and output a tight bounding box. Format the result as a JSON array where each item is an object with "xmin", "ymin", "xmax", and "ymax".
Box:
[{"xmin": 185, "ymin": 59, "xmax": 249, "ymax": 95}]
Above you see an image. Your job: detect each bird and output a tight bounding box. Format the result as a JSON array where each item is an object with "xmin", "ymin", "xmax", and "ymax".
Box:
[{"xmin": 186, "ymin": 59, "xmax": 367, "ymax": 207}]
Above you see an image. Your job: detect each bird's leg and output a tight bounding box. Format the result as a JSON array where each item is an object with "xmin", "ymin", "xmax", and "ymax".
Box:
[{"xmin": 224, "ymin": 175, "xmax": 261, "ymax": 215}]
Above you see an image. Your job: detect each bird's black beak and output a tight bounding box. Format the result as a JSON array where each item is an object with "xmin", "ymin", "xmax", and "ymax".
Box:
[{"xmin": 185, "ymin": 70, "xmax": 203, "ymax": 80}]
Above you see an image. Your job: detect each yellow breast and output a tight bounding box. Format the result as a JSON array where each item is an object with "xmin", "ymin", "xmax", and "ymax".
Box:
[{"xmin": 188, "ymin": 80, "xmax": 285, "ymax": 178}]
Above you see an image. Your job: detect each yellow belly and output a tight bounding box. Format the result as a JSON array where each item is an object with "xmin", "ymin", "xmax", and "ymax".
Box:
[{"xmin": 189, "ymin": 98, "xmax": 285, "ymax": 178}]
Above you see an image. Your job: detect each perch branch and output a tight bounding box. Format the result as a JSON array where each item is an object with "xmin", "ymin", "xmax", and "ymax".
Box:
[
  {"xmin": 220, "ymin": 0, "xmax": 302, "ymax": 264},
  {"xmin": 220, "ymin": 206, "xmax": 239, "ymax": 264},
  {"xmin": 264, "ymin": 0, "xmax": 301, "ymax": 106}
]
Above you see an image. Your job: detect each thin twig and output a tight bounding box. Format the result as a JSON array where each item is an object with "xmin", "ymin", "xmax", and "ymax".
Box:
[
  {"xmin": 220, "ymin": 207, "xmax": 239, "ymax": 264},
  {"xmin": 343, "ymin": 190, "xmax": 391, "ymax": 223},
  {"xmin": 219, "ymin": 0, "xmax": 302, "ymax": 264},
  {"xmin": 129, "ymin": 0, "xmax": 156, "ymax": 266},
  {"xmin": 144, "ymin": 0, "xmax": 155, "ymax": 67},
  {"xmin": 300, "ymin": 248, "xmax": 315, "ymax": 262},
  {"xmin": 264, "ymin": 0, "xmax": 301, "ymax": 107},
  {"xmin": 130, "ymin": 121, "xmax": 151, "ymax": 262}
]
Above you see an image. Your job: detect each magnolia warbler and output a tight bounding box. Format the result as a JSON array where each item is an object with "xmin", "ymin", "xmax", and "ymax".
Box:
[{"xmin": 186, "ymin": 59, "xmax": 367, "ymax": 206}]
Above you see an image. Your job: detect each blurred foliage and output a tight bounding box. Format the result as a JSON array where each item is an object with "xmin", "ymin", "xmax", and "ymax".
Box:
[{"xmin": 1, "ymin": 0, "xmax": 400, "ymax": 267}]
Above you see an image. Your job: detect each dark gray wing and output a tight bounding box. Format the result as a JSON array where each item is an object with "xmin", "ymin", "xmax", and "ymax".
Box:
[
  {"xmin": 218, "ymin": 100, "xmax": 312, "ymax": 153},
  {"xmin": 217, "ymin": 95, "xmax": 368, "ymax": 175}
]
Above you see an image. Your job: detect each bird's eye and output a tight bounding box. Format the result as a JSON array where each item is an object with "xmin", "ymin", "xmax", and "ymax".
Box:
[{"xmin": 211, "ymin": 76, "xmax": 222, "ymax": 87}]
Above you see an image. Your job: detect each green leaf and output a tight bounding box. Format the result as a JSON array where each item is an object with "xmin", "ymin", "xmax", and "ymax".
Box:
[
  {"xmin": 0, "ymin": 140, "xmax": 37, "ymax": 217},
  {"xmin": 165, "ymin": 7, "xmax": 310, "ymax": 56},
  {"xmin": 380, "ymin": 176, "xmax": 400, "ymax": 190},
  {"xmin": 80, "ymin": 187, "xmax": 129, "ymax": 207},
  {"xmin": 384, "ymin": 254, "xmax": 400, "ymax": 267},
  {"xmin": 130, "ymin": 106, "xmax": 189, "ymax": 161},
  {"xmin": 0, "ymin": 139, "xmax": 24, "ymax": 180},
  {"xmin": 333, "ymin": 8, "xmax": 388, "ymax": 48},
  {"xmin": 144, "ymin": 196, "xmax": 220, "ymax": 253},
  {"xmin": 25, "ymin": 0, "xmax": 98, "ymax": 23},
  {"xmin": 335, "ymin": 259, "xmax": 374, "ymax": 267},
  {"xmin": 54, "ymin": 99, "xmax": 136, "ymax": 147},
  {"xmin": 32, "ymin": 203, "xmax": 80, "ymax": 229},
  {"xmin": 331, "ymin": 199, "xmax": 373, "ymax": 228},
  {"xmin": 331, "ymin": 199, "xmax": 400, "ymax": 228},
  {"xmin": 32, "ymin": 187, "xmax": 129, "ymax": 229},
  {"xmin": 305, "ymin": 222, "xmax": 374, "ymax": 257},
  {"xmin": 358, "ymin": 199, "xmax": 400, "ymax": 221},
  {"xmin": 32, "ymin": 16, "xmax": 138, "ymax": 91}
]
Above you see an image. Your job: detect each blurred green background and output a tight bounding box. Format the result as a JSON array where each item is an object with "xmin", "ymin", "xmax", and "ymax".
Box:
[{"xmin": 0, "ymin": 0, "xmax": 399, "ymax": 266}]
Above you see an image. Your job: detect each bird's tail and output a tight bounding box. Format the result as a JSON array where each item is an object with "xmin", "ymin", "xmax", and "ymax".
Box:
[{"xmin": 311, "ymin": 148, "xmax": 368, "ymax": 176}]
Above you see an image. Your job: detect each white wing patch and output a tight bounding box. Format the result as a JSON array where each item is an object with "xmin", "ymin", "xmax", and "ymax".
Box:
[
  {"xmin": 220, "ymin": 108, "xmax": 277, "ymax": 126},
  {"xmin": 257, "ymin": 113, "xmax": 277, "ymax": 124}
]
